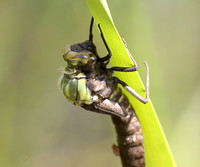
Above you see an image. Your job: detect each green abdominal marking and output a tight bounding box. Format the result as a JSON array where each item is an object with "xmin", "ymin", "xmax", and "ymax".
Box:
[
  {"xmin": 62, "ymin": 77, "xmax": 77, "ymax": 103},
  {"xmin": 77, "ymin": 76, "xmax": 91, "ymax": 104},
  {"xmin": 61, "ymin": 73, "xmax": 92, "ymax": 105}
]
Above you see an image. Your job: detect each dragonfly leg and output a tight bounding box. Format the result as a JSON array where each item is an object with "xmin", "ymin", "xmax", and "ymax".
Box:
[
  {"xmin": 113, "ymin": 62, "xmax": 149, "ymax": 104},
  {"xmin": 97, "ymin": 24, "xmax": 112, "ymax": 62},
  {"xmin": 107, "ymin": 38, "xmax": 138, "ymax": 72},
  {"xmin": 121, "ymin": 38, "xmax": 138, "ymax": 70},
  {"xmin": 89, "ymin": 17, "xmax": 94, "ymax": 41},
  {"xmin": 108, "ymin": 66, "xmax": 137, "ymax": 72}
]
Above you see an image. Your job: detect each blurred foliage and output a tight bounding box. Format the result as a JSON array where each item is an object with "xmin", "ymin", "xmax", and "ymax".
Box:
[{"xmin": 0, "ymin": 0, "xmax": 199, "ymax": 167}]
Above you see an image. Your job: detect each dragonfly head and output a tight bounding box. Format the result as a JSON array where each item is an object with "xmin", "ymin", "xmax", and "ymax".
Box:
[{"xmin": 62, "ymin": 40, "xmax": 98, "ymax": 70}]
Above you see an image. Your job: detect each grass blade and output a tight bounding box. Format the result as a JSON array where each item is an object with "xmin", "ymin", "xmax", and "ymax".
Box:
[{"xmin": 86, "ymin": 0, "xmax": 176, "ymax": 166}]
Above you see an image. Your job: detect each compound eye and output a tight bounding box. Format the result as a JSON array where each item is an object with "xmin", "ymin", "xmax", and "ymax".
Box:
[
  {"xmin": 78, "ymin": 54, "xmax": 89, "ymax": 61},
  {"xmin": 90, "ymin": 55, "xmax": 96, "ymax": 63},
  {"xmin": 63, "ymin": 51, "xmax": 90, "ymax": 66},
  {"xmin": 76, "ymin": 54, "xmax": 90, "ymax": 64},
  {"xmin": 62, "ymin": 45, "xmax": 71, "ymax": 55}
]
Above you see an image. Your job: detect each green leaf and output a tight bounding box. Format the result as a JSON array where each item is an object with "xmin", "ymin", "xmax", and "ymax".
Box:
[{"xmin": 86, "ymin": 0, "xmax": 176, "ymax": 166}]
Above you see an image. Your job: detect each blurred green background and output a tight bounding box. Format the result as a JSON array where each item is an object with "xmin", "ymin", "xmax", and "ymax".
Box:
[{"xmin": 0, "ymin": 0, "xmax": 199, "ymax": 166}]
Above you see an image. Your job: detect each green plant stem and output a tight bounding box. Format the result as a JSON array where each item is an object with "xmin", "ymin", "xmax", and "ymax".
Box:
[{"xmin": 86, "ymin": 0, "xmax": 176, "ymax": 167}]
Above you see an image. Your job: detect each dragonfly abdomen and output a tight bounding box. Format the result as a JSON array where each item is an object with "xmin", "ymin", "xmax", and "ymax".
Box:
[{"xmin": 111, "ymin": 87, "xmax": 145, "ymax": 167}]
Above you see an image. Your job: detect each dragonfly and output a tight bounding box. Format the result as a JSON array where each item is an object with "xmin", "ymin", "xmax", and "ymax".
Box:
[{"xmin": 60, "ymin": 17, "xmax": 149, "ymax": 167}]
